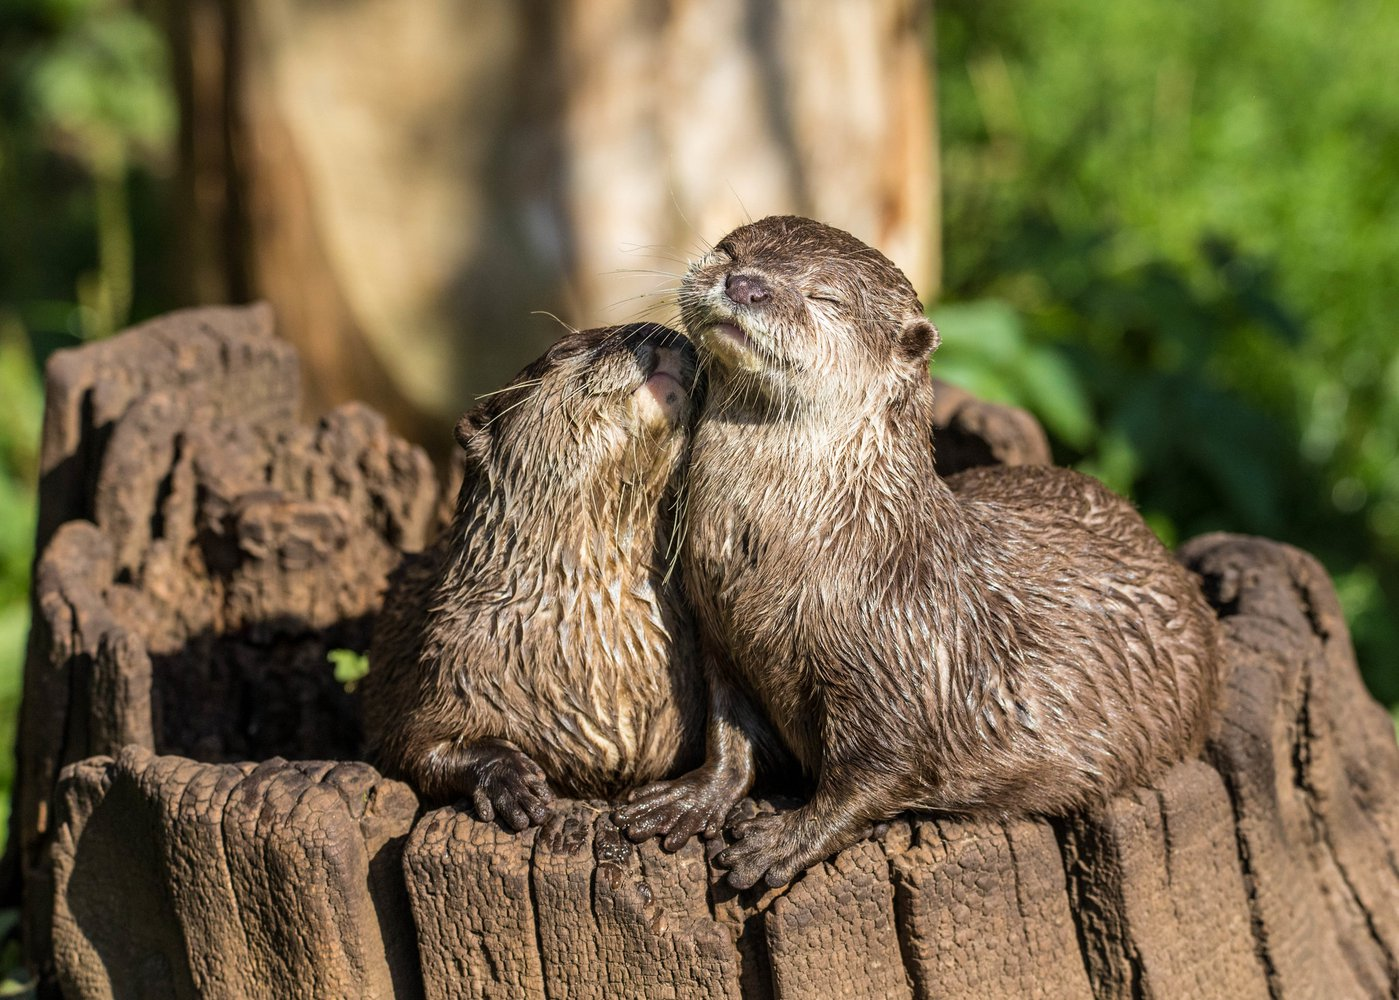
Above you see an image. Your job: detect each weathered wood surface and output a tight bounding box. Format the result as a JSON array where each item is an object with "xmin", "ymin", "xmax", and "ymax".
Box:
[
  {"xmin": 17, "ymin": 306, "xmax": 1399, "ymax": 998},
  {"xmin": 15, "ymin": 305, "xmax": 438, "ymax": 982},
  {"xmin": 929, "ymin": 378, "xmax": 1052, "ymax": 471},
  {"xmin": 1183, "ymin": 534, "xmax": 1399, "ymax": 997},
  {"xmin": 52, "ymin": 749, "xmax": 420, "ymax": 999}
]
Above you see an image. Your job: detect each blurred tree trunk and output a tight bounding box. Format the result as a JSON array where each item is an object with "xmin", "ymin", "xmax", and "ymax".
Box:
[{"xmin": 169, "ymin": 0, "xmax": 939, "ymax": 449}]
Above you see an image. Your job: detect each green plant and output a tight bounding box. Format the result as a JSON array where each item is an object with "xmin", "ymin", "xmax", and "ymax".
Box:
[
  {"xmin": 0, "ymin": 321, "xmax": 42, "ymax": 856},
  {"xmin": 328, "ymin": 649, "xmax": 371, "ymax": 694},
  {"xmin": 937, "ymin": 0, "xmax": 1399, "ymax": 703},
  {"xmin": 930, "ymin": 299, "xmax": 1094, "ymax": 452},
  {"xmin": 4, "ymin": 0, "xmax": 175, "ymax": 340},
  {"xmin": 0, "ymin": 0, "xmax": 176, "ymax": 863}
]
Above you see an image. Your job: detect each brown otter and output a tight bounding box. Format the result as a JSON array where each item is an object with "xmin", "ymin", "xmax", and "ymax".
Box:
[
  {"xmin": 614, "ymin": 216, "xmax": 1220, "ymax": 887},
  {"xmin": 362, "ymin": 323, "xmax": 707, "ymax": 828}
]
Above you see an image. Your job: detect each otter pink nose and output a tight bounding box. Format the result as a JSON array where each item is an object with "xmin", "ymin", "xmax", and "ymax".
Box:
[{"xmin": 725, "ymin": 273, "xmax": 771, "ymax": 306}]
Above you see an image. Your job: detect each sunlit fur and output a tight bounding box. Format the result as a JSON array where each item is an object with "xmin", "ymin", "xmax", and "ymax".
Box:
[
  {"xmin": 362, "ymin": 324, "xmax": 704, "ymax": 807},
  {"xmin": 674, "ymin": 216, "xmax": 1221, "ymax": 886}
]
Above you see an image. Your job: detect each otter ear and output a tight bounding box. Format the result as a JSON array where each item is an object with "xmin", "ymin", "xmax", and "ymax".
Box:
[{"xmin": 897, "ymin": 318, "xmax": 940, "ymax": 364}]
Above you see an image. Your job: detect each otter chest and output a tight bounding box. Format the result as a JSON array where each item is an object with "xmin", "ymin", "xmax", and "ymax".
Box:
[{"xmin": 685, "ymin": 504, "xmax": 832, "ymax": 768}]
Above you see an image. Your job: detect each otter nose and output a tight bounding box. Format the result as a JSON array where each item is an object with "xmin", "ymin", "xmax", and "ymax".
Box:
[{"xmin": 725, "ymin": 273, "xmax": 771, "ymax": 307}]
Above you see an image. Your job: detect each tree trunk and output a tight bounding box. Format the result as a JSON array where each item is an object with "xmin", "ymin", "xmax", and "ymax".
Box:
[{"xmin": 169, "ymin": 0, "xmax": 938, "ymax": 450}]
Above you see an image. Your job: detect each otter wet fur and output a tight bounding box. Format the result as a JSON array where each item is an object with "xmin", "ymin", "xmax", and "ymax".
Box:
[
  {"xmin": 363, "ymin": 324, "xmax": 705, "ymax": 829},
  {"xmin": 613, "ymin": 216, "xmax": 1220, "ymax": 888}
]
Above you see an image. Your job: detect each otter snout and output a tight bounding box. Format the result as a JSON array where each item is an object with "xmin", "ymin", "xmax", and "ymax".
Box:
[
  {"xmin": 647, "ymin": 345, "xmax": 691, "ymax": 389},
  {"xmin": 725, "ymin": 273, "xmax": 772, "ymax": 307},
  {"xmin": 635, "ymin": 343, "xmax": 694, "ymax": 423}
]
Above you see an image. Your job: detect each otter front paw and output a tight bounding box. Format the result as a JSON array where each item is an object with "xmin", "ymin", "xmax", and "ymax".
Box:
[
  {"xmin": 612, "ymin": 769, "xmax": 746, "ymax": 851},
  {"xmin": 715, "ymin": 810, "xmax": 841, "ymax": 889},
  {"xmin": 467, "ymin": 746, "xmax": 554, "ymax": 831}
]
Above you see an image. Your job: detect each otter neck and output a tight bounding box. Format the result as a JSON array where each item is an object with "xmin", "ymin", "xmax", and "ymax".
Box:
[
  {"xmin": 708, "ymin": 365, "xmax": 944, "ymax": 477},
  {"xmin": 701, "ymin": 371, "xmax": 967, "ymax": 546},
  {"xmin": 447, "ymin": 467, "xmax": 673, "ymax": 589}
]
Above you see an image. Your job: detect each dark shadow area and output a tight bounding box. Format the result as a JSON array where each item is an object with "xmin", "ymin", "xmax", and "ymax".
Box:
[{"xmin": 147, "ymin": 614, "xmax": 371, "ymax": 766}]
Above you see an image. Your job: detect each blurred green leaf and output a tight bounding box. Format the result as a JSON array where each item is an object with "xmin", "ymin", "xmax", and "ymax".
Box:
[
  {"xmin": 0, "ymin": 602, "xmax": 28, "ymax": 835},
  {"xmin": 932, "ymin": 300, "xmax": 1095, "ymax": 448},
  {"xmin": 0, "ymin": 320, "xmax": 43, "ymax": 471},
  {"xmin": 931, "ymin": 300, "xmax": 1025, "ymax": 367},
  {"xmin": 939, "ymin": 0, "xmax": 1399, "ymax": 698},
  {"xmin": 328, "ymin": 649, "xmax": 370, "ymax": 693},
  {"xmin": 25, "ymin": 3, "xmax": 174, "ymax": 171},
  {"xmin": 1012, "ymin": 349, "xmax": 1095, "ymax": 449}
]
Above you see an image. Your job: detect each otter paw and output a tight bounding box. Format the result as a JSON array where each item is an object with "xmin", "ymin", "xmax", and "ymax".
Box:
[
  {"xmin": 715, "ymin": 811, "xmax": 818, "ymax": 889},
  {"xmin": 612, "ymin": 770, "xmax": 745, "ymax": 851},
  {"xmin": 468, "ymin": 748, "xmax": 554, "ymax": 831}
]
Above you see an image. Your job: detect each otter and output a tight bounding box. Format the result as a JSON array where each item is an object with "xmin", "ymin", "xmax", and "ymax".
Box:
[
  {"xmin": 614, "ymin": 216, "xmax": 1220, "ymax": 888},
  {"xmin": 362, "ymin": 324, "xmax": 706, "ymax": 829}
]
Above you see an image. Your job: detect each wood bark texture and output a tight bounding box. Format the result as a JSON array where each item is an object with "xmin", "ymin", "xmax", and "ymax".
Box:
[{"xmin": 16, "ymin": 306, "xmax": 1399, "ymax": 998}]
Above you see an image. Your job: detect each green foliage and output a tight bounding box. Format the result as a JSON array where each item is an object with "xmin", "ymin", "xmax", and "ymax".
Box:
[
  {"xmin": 329, "ymin": 649, "xmax": 371, "ymax": 693},
  {"xmin": 937, "ymin": 0, "xmax": 1399, "ymax": 703},
  {"xmin": 1, "ymin": 0, "xmax": 176, "ymax": 341},
  {"xmin": 17, "ymin": 0, "xmax": 174, "ymax": 336},
  {"xmin": 0, "ymin": 906, "xmax": 30, "ymax": 998},
  {"xmin": 0, "ymin": 0, "xmax": 175, "ymax": 869},
  {"xmin": 27, "ymin": 5, "xmax": 172, "ymax": 150},
  {"xmin": 931, "ymin": 300, "xmax": 1094, "ymax": 450},
  {"xmin": 0, "ymin": 325, "xmax": 40, "ymax": 859},
  {"xmin": 0, "ymin": 326, "xmax": 40, "ymax": 612}
]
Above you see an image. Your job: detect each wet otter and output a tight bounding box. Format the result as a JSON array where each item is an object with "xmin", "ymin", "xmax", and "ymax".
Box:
[
  {"xmin": 614, "ymin": 216, "xmax": 1220, "ymax": 887},
  {"xmin": 363, "ymin": 324, "xmax": 705, "ymax": 828}
]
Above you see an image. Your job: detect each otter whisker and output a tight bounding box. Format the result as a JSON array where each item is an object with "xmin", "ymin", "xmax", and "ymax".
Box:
[
  {"xmin": 483, "ymin": 392, "xmax": 535, "ymax": 427},
  {"xmin": 617, "ymin": 243, "xmax": 692, "ymax": 268},
  {"xmin": 725, "ymin": 181, "xmax": 753, "ymax": 225},
  {"xmin": 661, "ymin": 470, "xmax": 689, "ymax": 586},
  {"xmin": 600, "ymin": 277, "xmax": 686, "ymax": 318},
  {"xmin": 554, "ymin": 375, "xmax": 600, "ymax": 416},
  {"xmin": 616, "ymin": 312, "xmax": 688, "ymax": 345},
  {"xmin": 531, "ymin": 310, "xmax": 579, "ymax": 335},
  {"xmin": 601, "ymin": 295, "xmax": 683, "ymax": 322},
  {"xmin": 666, "ymin": 189, "xmax": 714, "ymax": 254},
  {"xmin": 605, "ymin": 267, "xmax": 684, "ymax": 280},
  {"xmin": 475, "ymin": 378, "xmax": 543, "ymax": 400},
  {"xmin": 616, "ymin": 418, "xmax": 642, "ymax": 543}
]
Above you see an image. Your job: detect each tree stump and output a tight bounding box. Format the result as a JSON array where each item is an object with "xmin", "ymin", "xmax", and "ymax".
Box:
[{"xmin": 15, "ymin": 306, "xmax": 1399, "ymax": 998}]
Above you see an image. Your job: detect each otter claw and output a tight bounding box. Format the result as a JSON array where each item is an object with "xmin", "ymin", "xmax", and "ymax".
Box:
[
  {"xmin": 715, "ymin": 812, "xmax": 812, "ymax": 889},
  {"xmin": 467, "ymin": 747, "xmax": 554, "ymax": 830},
  {"xmin": 612, "ymin": 770, "xmax": 745, "ymax": 850},
  {"xmin": 623, "ymin": 780, "xmax": 686, "ymax": 807},
  {"xmin": 472, "ymin": 789, "xmax": 495, "ymax": 823}
]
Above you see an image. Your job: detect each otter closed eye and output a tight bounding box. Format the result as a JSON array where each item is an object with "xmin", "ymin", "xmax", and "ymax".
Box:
[{"xmin": 616, "ymin": 215, "xmax": 1221, "ymax": 889}]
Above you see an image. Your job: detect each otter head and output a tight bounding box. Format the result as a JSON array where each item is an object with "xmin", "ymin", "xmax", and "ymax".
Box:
[
  {"xmin": 679, "ymin": 216, "xmax": 938, "ymax": 419},
  {"xmin": 453, "ymin": 323, "xmax": 697, "ymax": 525}
]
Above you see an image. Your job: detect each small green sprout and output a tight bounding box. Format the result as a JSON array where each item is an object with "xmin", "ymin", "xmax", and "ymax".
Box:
[{"xmin": 328, "ymin": 649, "xmax": 370, "ymax": 693}]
